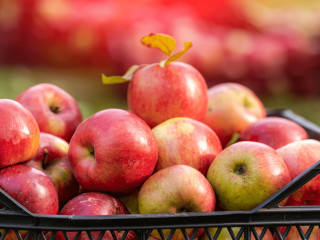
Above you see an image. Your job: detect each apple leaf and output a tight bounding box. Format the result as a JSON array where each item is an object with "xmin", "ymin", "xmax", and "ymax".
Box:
[
  {"xmin": 102, "ymin": 64, "xmax": 147, "ymax": 84},
  {"xmin": 141, "ymin": 33, "xmax": 176, "ymax": 56},
  {"xmin": 225, "ymin": 132, "xmax": 241, "ymax": 148},
  {"xmin": 163, "ymin": 41, "xmax": 193, "ymax": 66}
]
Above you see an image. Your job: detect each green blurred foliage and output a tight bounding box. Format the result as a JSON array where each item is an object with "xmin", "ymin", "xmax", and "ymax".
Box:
[
  {"xmin": 0, "ymin": 66, "xmax": 128, "ymax": 120},
  {"xmin": 1, "ymin": 66, "xmax": 320, "ymax": 126}
]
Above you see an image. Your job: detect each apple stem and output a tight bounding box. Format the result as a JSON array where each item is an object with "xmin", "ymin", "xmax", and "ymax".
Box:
[{"xmin": 43, "ymin": 149, "xmax": 49, "ymax": 169}]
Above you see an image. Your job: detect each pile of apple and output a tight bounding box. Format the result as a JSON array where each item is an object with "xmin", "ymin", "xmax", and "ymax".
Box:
[{"xmin": 1, "ymin": 34, "xmax": 320, "ymax": 240}]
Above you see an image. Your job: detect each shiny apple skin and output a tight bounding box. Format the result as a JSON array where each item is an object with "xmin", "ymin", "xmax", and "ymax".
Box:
[
  {"xmin": 0, "ymin": 164, "xmax": 59, "ymax": 214},
  {"xmin": 138, "ymin": 165, "xmax": 215, "ymax": 240},
  {"xmin": 68, "ymin": 109, "xmax": 158, "ymax": 194},
  {"xmin": 277, "ymin": 139, "xmax": 320, "ymax": 206},
  {"xmin": 0, "ymin": 99, "xmax": 40, "ymax": 169},
  {"xmin": 15, "ymin": 83, "xmax": 83, "ymax": 142},
  {"xmin": 128, "ymin": 62, "xmax": 208, "ymax": 128},
  {"xmin": 26, "ymin": 132, "xmax": 79, "ymax": 208},
  {"xmin": 207, "ymin": 141, "xmax": 291, "ymax": 211},
  {"xmin": 55, "ymin": 192, "xmax": 136, "ymax": 240},
  {"xmin": 203, "ymin": 83, "xmax": 266, "ymax": 148},
  {"xmin": 152, "ymin": 117, "xmax": 222, "ymax": 176},
  {"xmin": 242, "ymin": 117, "xmax": 308, "ymax": 149}
]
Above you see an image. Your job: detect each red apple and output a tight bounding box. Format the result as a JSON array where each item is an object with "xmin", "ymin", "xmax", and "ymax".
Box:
[
  {"xmin": 207, "ymin": 141, "xmax": 291, "ymax": 211},
  {"xmin": 138, "ymin": 164, "xmax": 216, "ymax": 240},
  {"xmin": 68, "ymin": 109, "xmax": 158, "ymax": 194},
  {"xmin": 0, "ymin": 164, "xmax": 59, "ymax": 239},
  {"xmin": 127, "ymin": 62, "xmax": 208, "ymax": 128},
  {"xmin": 241, "ymin": 117, "xmax": 308, "ymax": 149},
  {"xmin": 0, "ymin": 164, "xmax": 59, "ymax": 214},
  {"xmin": 152, "ymin": 117, "xmax": 222, "ymax": 176},
  {"xmin": 203, "ymin": 83, "xmax": 266, "ymax": 148},
  {"xmin": 53, "ymin": 192, "xmax": 136, "ymax": 240},
  {"xmin": 15, "ymin": 83, "xmax": 83, "ymax": 142},
  {"xmin": 26, "ymin": 132, "xmax": 79, "ymax": 208},
  {"xmin": 277, "ymin": 139, "xmax": 320, "ymax": 206},
  {"xmin": 199, "ymin": 226, "xmax": 273, "ymax": 240},
  {"xmin": 0, "ymin": 99, "xmax": 40, "ymax": 169}
]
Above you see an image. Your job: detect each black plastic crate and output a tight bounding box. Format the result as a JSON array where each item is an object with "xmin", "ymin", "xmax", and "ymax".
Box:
[{"xmin": 1, "ymin": 108, "xmax": 320, "ymax": 240}]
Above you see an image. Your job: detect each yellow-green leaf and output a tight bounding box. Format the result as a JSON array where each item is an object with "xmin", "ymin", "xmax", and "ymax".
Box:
[
  {"xmin": 141, "ymin": 33, "xmax": 176, "ymax": 56},
  {"xmin": 102, "ymin": 64, "xmax": 147, "ymax": 84},
  {"xmin": 164, "ymin": 41, "xmax": 193, "ymax": 66},
  {"xmin": 225, "ymin": 132, "xmax": 241, "ymax": 148}
]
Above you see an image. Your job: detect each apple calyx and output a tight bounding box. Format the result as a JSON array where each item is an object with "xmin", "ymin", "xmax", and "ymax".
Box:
[
  {"xmin": 234, "ymin": 164, "xmax": 247, "ymax": 176},
  {"xmin": 101, "ymin": 64, "xmax": 147, "ymax": 85},
  {"xmin": 50, "ymin": 105, "xmax": 61, "ymax": 114},
  {"xmin": 141, "ymin": 33, "xmax": 193, "ymax": 67}
]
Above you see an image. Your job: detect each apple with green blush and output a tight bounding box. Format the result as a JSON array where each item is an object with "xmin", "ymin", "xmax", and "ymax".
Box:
[
  {"xmin": 26, "ymin": 132, "xmax": 79, "ymax": 207},
  {"xmin": 138, "ymin": 164, "xmax": 215, "ymax": 240},
  {"xmin": 207, "ymin": 141, "xmax": 291, "ymax": 211},
  {"xmin": 152, "ymin": 117, "xmax": 222, "ymax": 175},
  {"xmin": 203, "ymin": 83, "xmax": 266, "ymax": 148}
]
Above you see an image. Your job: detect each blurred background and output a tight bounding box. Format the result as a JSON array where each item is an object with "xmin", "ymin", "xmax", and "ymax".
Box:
[{"xmin": 1, "ymin": 0, "xmax": 320, "ymax": 123}]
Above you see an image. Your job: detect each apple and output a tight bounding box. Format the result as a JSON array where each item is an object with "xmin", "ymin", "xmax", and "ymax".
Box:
[
  {"xmin": 15, "ymin": 83, "xmax": 83, "ymax": 142},
  {"xmin": 274, "ymin": 226, "xmax": 320, "ymax": 240},
  {"xmin": 207, "ymin": 141, "xmax": 291, "ymax": 211},
  {"xmin": 52, "ymin": 192, "xmax": 136, "ymax": 240},
  {"xmin": 277, "ymin": 139, "xmax": 320, "ymax": 206},
  {"xmin": 118, "ymin": 187, "xmax": 140, "ymax": 214},
  {"xmin": 0, "ymin": 164, "xmax": 58, "ymax": 240},
  {"xmin": 0, "ymin": 164, "xmax": 59, "ymax": 214},
  {"xmin": 202, "ymin": 83, "xmax": 266, "ymax": 148},
  {"xmin": 0, "ymin": 99, "xmax": 40, "ymax": 169},
  {"xmin": 138, "ymin": 164, "xmax": 216, "ymax": 240},
  {"xmin": 199, "ymin": 226, "xmax": 273, "ymax": 240},
  {"xmin": 152, "ymin": 117, "xmax": 222, "ymax": 176},
  {"xmin": 127, "ymin": 62, "xmax": 208, "ymax": 128},
  {"xmin": 241, "ymin": 117, "xmax": 308, "ymax": 149},
  {"xmin": 26, "ymin": 132, "xmax": 79, "ymax": 208},
  {"xmin": 68, "ymin": 108, "xmax": 158, "ymax": 194}
]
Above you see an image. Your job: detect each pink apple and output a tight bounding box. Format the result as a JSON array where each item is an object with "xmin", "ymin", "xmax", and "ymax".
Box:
[
  {"xmin": 53, "ymin": 192, "xmax": 136, "ymax": 240},
  {"xmin": 128, "ymin": 62, "xmax": 208, "ymax": 128},
  {"xmin": 15, "ymin": 83, "xmax": 83, "ymax": 142},
  {"xmin": 26, "ymin": 132, "xmax": 79, "ymax": 208},
  {"xmin": 0, "ymin": 164, "xmax": 59, "ymax": 214},
  {"xmin": 277, "ymin": 139, "xmax": 320, "ymax": 206},
  {"xmin": 199, "ymin": 227, "xmax": 273, "ymax": 240},
  {"xmin": 68, "ymin": 109, "xmax": 158, "ymax": 194},
  {"xmin": 207, "ymin": 141, "xmax": 291, "ymax": 211},
  {"xmin": 138, "ymin": 164, "xmax": 216, "ymax": 240},
  {"xmin": 0, "ymin": 99, "xmax": 40, "ymax": 169},
  {"xmin": 152, "ymin": 117, "xmax": 222, "ymax": 176},
  {"xmin": 241, "ymin": 117, "xmax": 308, "ymax": 149},
  {"xmin": 203, "ymin": 83, "xmax": 266, "ymax": 148}
]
